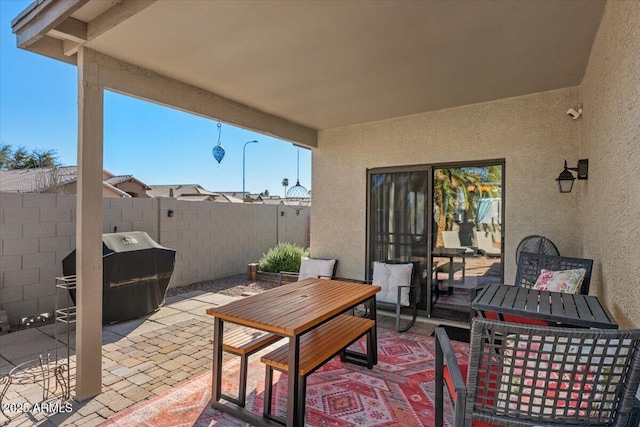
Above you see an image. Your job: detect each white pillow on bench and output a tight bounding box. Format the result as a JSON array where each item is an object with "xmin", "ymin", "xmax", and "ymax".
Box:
[{"xmin": 372, "ymin": 262, "xmax": 413, "ymax": 306}]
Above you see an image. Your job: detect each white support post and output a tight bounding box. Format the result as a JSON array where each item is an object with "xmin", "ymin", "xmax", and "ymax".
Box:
[{"xmin": 75, "ymin": 47, "xmax": 104, "ymax": 400}]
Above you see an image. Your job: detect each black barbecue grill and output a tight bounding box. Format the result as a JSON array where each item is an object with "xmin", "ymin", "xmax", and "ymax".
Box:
[{"xmin": 62, "ymin": 231, "xmax": 176, "ymax": 324}]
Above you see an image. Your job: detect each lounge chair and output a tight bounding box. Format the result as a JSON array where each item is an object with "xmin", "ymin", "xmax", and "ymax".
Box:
[
  {"xmin": 441, "ymin": 231, "xmax": 475, "ymax": 255},
  {"xmin": 474, "ymin": 230, "xmax": 501, "ymax": 257}
]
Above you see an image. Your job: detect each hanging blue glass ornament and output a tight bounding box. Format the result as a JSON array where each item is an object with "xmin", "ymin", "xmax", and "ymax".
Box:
[
  {"xmin": 212, "ymin": 122, "xmax": 225, "ymax": 167},
  {"xmin": 213, "ymin": 145, "xmax": 225, "ymax": 163}
]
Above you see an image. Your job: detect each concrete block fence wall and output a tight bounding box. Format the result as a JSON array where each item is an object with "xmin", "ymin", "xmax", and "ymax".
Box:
[{"xmin": 0, "ymin": 193, "xmax": 310, "ymax": 328}]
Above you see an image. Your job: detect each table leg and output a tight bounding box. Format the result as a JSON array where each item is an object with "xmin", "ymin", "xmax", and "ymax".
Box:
[
  {"xmin": 447, "ymin": 257, "xmax": 454, "ymax": 294},
  {"xmin": 211, "ymin": 318, "xmax": 224, "ymax": 404},
  {"xmin": 461, "ymin": 253, "xmax": 466, "ymax": 284},
  {"xmin": 287, "ymin": 335, "xmax": 302, "ymax": 426},
  {"xmin": 368, "ymin": 296, "xmax": 378, "ymax": 365}
]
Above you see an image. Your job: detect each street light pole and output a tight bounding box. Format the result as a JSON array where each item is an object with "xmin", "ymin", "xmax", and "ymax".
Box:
[{"xmin": 242, "ymin": 140, "xmax": 259, "ymax": 202}]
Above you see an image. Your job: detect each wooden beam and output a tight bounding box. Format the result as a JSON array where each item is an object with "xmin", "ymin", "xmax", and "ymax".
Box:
[
  {"xmin": 63, "ymin": 39, "xmax": 82, "ymax": 57},
  {"xmin": 91, "ymin": 49, "xmax": 318, "ymax": 147},
  {"xmin": 29, "ymin": 35, "xmax": 77, "ymax": 65},
  {"xmin": 15, "ymin": 0, "xmax": 90, "ymax": 48},
  {"xmin": 49, "ymin": 16, "xmax": 87, "ymax": 43},
  {"xmin": 87, "ymin": 0, "xmax": 157, "ymax": 41}
]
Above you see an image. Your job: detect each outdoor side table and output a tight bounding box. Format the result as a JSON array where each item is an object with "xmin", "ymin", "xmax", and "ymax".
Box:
[
  {"xmin": 432, "ymin": 248, "xmax": 467, "ymax": 293},
  {"xmin": 472, "ymin": 284, "xmax": 618, "ymax": 329}
]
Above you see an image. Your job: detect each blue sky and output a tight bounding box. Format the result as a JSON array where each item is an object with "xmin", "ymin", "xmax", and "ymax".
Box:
[{"xmin": 0, "ymin": 0, "xmax": 311, "ymax": 197}]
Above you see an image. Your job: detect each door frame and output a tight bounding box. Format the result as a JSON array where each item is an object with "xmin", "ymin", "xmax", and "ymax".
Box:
[{"xmin": 366, "ymin": 158, "xmax": 505, "ymax": 318}]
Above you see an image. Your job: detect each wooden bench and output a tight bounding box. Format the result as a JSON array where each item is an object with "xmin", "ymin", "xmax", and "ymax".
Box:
[
  {"xmin": 210, "ymin": 326, "xmax": 281, "ymax": 407},
  {"xmin": 260, "ymin": 314, "xmax": 375, "ymax": 424}
]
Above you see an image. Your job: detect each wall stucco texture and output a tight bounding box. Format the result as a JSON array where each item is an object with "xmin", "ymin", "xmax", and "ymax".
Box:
[
  {"xmin": 312, "ymin": 87, "xmax": 581, "ymax": 283},
  {"xmin": 578, "ymin": 0, "xmax": 640, "ymax": 328}
]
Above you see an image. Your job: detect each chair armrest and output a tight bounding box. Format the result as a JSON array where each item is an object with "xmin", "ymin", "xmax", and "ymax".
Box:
[
  {"xmin": 396, "ymin": 285, "xmax": 415, "ymax": 306},
  {"xmin": 435, "ymin": 327, "xmax": 467, "ymax": 427}
]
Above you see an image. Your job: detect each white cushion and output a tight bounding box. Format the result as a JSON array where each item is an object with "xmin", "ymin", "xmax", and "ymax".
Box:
[
  {"xmin": 372, "ymin": 262, "xmax": 413, "ymax": 306},
  {"xmin": 299, "ymin": 258, "xmax": 336, "ymax": 280}
]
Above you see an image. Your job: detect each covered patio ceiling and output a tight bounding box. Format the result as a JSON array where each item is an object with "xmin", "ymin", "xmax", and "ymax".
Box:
[
  {"xmin": 13, "ymin": 0, "xmax": 605, "ymax": 131},
  {"xmin": 10, "ymin": 0, "xmax": 619, "ymax": 403}
]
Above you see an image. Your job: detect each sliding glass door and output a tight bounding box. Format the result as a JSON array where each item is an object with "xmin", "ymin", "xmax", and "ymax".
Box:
[
  {"xmin": 368, "ymin": 167, "xmax": 431, "ymax": 310},
  {"xmin": 431, "ymin": 164, "xmax": 503, "ymax": 321},
  {"xmin": 367, "ymin": 161, "xmax": 504, "ymax": 320}
]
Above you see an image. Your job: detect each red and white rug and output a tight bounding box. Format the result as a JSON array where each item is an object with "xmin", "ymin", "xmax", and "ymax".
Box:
[{"xmin": 99, "ymin": 327, "xmax": 469, "ymax": 426}]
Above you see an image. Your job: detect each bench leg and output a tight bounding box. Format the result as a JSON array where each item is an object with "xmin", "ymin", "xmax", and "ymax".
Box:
[{"xmin": 219, "ymin": 352, "xmax": 246, "ymax": 407}]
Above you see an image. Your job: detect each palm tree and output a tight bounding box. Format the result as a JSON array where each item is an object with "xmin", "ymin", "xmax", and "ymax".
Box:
[
  {"xmin": 433, "ymin": 168, "xmax": 481, "ymax": 246},
  {"xmin": 282, "ymin": 178, "xmax": 289, "ymax": 196}
]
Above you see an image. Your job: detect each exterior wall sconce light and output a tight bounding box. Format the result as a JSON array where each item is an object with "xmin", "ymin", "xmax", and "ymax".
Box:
[{"xmin": 556, "ymin": 159, "xmax": 588, "ymax": 193}]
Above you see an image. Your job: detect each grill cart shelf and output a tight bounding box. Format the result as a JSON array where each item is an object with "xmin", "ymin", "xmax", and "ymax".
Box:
[{"xmin": 0, "ymin": 277, "xmax": 74, "ymax": 427}]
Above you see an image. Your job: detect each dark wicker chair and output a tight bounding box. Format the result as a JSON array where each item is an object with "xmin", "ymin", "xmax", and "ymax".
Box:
[
  {"xmin": 436, "ymin": 318, "xmax": 640, "ymax": 427},
  {"xmin": 515, "ymin": 252, "xmax": 593, "ymax": 294}
]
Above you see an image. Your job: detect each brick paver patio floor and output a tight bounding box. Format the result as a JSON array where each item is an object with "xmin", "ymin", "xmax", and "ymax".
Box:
[{"xmin": 0, "ymin": 289, "xmax": 443, "ymax": 427}]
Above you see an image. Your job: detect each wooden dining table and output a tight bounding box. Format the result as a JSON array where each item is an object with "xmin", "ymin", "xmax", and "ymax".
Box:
[
  {"xmin": 206, "ymin": 278, "xmax": 380, "ymax": 427},
  {"xmin": 472, "ymin": 284, "xmax": 618, "ymax": 328}
]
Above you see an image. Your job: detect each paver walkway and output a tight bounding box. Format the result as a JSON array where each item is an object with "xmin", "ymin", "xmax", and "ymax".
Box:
[{"xmin": 0, "ymin": 289, "xmax": 443, "ymax": 427}]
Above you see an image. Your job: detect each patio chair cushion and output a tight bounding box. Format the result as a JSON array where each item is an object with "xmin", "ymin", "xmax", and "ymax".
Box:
[
  {"xmin": 372, "ymin": 261, "xmax": 413, "ymax": 306},
  {"xmin": 499, "ymin": 335, "xmax": 620, "ymax": 417},
  {"xmin": 533, "ymin": 268, "xmax": 586, "ymax": 294},
  {"xmin": 298, "ymin": 258, "xmax": 337, "ymax": 280},
  {"xmin": 444, "ymin": 362, "xmax": 500, "ymax": 427}
]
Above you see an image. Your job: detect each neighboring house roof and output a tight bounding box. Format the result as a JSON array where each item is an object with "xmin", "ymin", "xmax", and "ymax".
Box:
[
  {"xmin": 215, "ymin": 193, "xmax": 244, "ymax": 203},
  {"xmin": 101, "ymin": 182, "xmax": 132, "ymax": 198},
  {"xmin": 0, "ymin": 166, "xmax": 79, "ymax": 192},
  {"xmin": 254, "ymin": 195, "xmax": 285, "ymax": 205},
  {"xmin": 148, "ymin": 184, "xmax": 219, "ymax": 200},
  {"xmin": 175, "ymin": 196, "xmax": 212, "ymax": 202},
  {"xmin": 104, "ymin": 175, "xmax": 152, "ymax": 190},
  {"xmin": 215, "ymin": 192, "xmax": 310, "ymax": 205},
  {"xmin": 0, "ymin": 166, "xmax": 149, "ymax": 197}
]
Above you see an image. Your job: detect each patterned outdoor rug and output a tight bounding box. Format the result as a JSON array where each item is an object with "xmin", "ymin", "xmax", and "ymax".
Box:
[{"xmin": 99, "ymin": 327, "xmax": 469, "ymax": 426}]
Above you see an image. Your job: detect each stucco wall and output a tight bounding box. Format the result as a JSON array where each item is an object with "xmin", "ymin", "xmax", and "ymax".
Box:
[
  {"xmin": 578, "ymin": 0, "xmax": 640, "ymax": 328},
  {"xmin": 312, "ymin": 87, "xmax": 582, "ymax": 282},
  {"xmin": 0, "ymin": 193, "xmax": 310, "ymax": 327}
]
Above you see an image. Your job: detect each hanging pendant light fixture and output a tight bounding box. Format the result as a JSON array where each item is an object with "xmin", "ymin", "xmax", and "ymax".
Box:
[
  {"xmin": 286, "ymin": 148, "xmax": 310, "ymax": 215},
  {"xmin": 212, "ymin": 122, "xmax": 225, "ymax": 167}
]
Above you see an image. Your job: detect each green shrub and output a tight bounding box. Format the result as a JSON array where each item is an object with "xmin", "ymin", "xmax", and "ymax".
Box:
[{"xmin": 258, "ymin": 242, "xmax": 309, "ymax": 273}]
